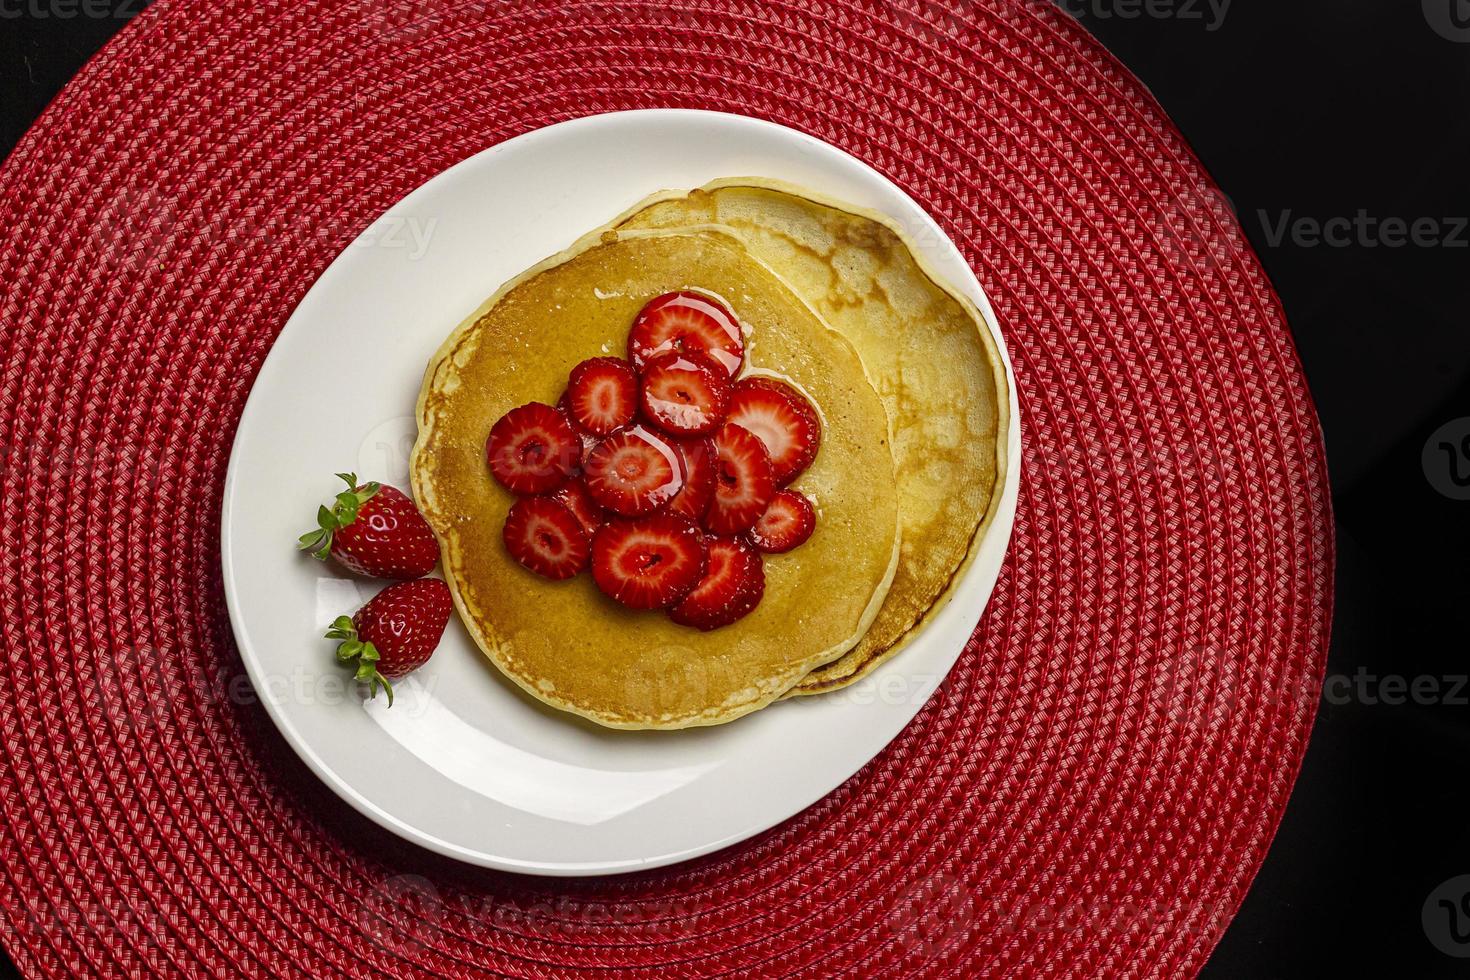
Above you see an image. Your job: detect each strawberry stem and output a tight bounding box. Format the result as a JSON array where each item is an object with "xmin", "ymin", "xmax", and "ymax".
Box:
[
  {"xmin": 324, "ymin": 614, "xmax": 395, "ymax": 707},
  {"xmin": 296, "ymin": 473, "xmax": 382, "ymax": 560}
]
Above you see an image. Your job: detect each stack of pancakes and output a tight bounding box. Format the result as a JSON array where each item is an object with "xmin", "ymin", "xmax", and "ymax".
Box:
[{"xmin": 412, "ymin": 181, "xmax": 1009, "ymax": 729}]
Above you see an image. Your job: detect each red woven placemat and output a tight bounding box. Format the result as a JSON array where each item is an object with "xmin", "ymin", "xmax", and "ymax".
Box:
[{"xmin": 0, "ymin": 0, "xmax": 1332, "ymax": 976}]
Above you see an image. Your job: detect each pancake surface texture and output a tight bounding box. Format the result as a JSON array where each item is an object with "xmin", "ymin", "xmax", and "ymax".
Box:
[
  {"xmin": 412, "ymin": 229, "xmax": 899, "ymax": 729},
  {"xmin": 615, "ymin": 183, "xmax": 1009, "ymax": 694}
]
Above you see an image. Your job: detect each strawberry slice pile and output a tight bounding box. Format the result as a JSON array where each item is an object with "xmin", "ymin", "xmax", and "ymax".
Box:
[{"xmin": 486, "ymin": 291, "xmax": 823, "ymax": 631}]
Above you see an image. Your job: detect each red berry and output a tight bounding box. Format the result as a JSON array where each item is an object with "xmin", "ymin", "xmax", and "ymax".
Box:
[
  {"xmin": 666, "ymin": 437, "xmax": 717, "ymax": 522},
  {"xmin": 704, "ymin": 423, "xmax": 776, "ymax": 535},
  {"xmin": 565, "ymin": 357, "xmax": 637, "ymax": 435},
  {"xmin": 353, "ymin": 579, "xmax": 453, "ymax": 675},
  {"xmin": 748, "ymin": 490, "xmax": 817, "ymax": 553},
  {"xmin": 591, "ymin": 515, "xmax": 708, "ymax": 610},
  {"xmin": 638, "ymin": 350, "xmax": 731, "ymax": 437},
  {"xmin": 583, "ymin": 425, "xmax": 684, "ymax": 516},
  {"xmin": 503, "ymin": 496, "xmax": 590, "ymax": 580},
  {"xmin": 486, "ymin": 402, "xmax": 580, "ymax": 495},
  {"xmin": 669, "ymin": 536, "xmax": 765, "ymax": 631},
  {"xmin": 325, "ymin": 578, "xmax": 453, "ymax": 705},
  {"xmin": 725, "ymin": 377, "xmax": 822, "ymax": 485},
  {"xmin": 550, "ymin": 478, "xmax": 609, "ymax": 537},
  {"xmin": 298, "ymin": 474, "xmax": 438, "ymax": 580},
  {"xmin": 628, "ymin": 291, "xmax": 744, "ymax": 377}
]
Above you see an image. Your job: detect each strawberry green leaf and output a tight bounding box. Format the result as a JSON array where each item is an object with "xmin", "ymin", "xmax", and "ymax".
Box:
[
  {"xmin": 298, "ymin": 473, "xmax": 383, "ymax": 559},
  {"xmin": 328, "ymin": 630, "xmax": 395, "ymax": 708},
  {"xmin": 323, "ymin": 615, "xmax": 357, "ymax": 641}
]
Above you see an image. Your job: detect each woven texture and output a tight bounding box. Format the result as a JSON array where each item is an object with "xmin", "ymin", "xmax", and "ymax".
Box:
[{"xmin": 0, "ymin": 0, "xmax": 1333, "ymax": 976}]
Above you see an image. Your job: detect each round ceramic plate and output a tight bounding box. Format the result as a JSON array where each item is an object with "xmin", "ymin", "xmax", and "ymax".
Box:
[{"xmin": 221, "ymin": 109, "xmax": 1021, "ymax": 876}]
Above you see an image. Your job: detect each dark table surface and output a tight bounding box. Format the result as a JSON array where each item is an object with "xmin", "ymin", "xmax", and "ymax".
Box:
[{"xmin": 3, "ymin": 2, "xmax": 1468, "ymax": 977}]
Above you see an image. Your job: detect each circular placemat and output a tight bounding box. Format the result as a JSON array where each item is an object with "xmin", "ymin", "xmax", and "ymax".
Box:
[{"xmin": 0, "ymin": 0, "xmax": 1332, "ymax": 976}]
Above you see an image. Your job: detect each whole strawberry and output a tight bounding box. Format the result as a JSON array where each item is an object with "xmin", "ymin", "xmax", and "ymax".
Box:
[
  {"xmin": 298, "ymin": 472, "xmax": 438, "ymax": 579},
  {"xmin": 325, "ymin": 578, "xmax": 453, "ymax": 705}
]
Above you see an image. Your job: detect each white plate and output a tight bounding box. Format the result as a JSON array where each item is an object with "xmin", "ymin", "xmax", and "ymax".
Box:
[{"xmin": 221, "ymin": 109, "xmax": 1021, "ymax": 876}]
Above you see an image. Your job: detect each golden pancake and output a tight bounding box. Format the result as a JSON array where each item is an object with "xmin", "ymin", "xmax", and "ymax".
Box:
[
  {"xmin": 411, "ymin": 228, "xmax": 900, "ymax": 729},
  {"xmin": 613, "ymin": 181, "xmax": 1009, "ymax": 694}
]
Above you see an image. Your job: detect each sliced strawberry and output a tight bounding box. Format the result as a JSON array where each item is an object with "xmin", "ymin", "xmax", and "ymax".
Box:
[
  {"xmin": 583, "ymin": 425, "xmax": 684, "ymax": 516},
  {"xmin": 565, "ymin": 357, "xmax": 637, "ymax": 435},
  {"xmin": 628, "ymin": 291, "xmax": 744, "ymax": 377},
  {"xmin": 666, "ymin": 437, "xmax": 717, "ymax": 522},
  {"xmin": 704, "ymin": 423, "xmax": 776, "ymax": 535},
  {"xmin": 669, "ymin": 536, "xmax": 765, "ymax": 631},
  {"xmin": 748, "ymin": 489, "xmax": 817, "ymax": 553},
  {"xmin": 550, "ymin": 477, "xmax": 609, "ymax": 537},
  {"xmin": 503, "ymin": 496, "xmax": 590, "ymax": 580},
  {"xmin": 591, "ymin": 515, "xmax": 708, "ymax": 610},
  {"xmin": 638, "ymin": 350, "xmax": 731, "ymax": 436},
  {"xmin": 486, "ymin": 402, "xmax": 580, "ymax": 494},
  {"xmin": 726, "ymin": 377, "xmax": 822, "ymax": 485}
]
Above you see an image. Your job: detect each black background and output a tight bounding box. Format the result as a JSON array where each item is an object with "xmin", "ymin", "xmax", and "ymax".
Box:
[{"xmin": 3, "ymin": 2, "xmax": 1468, "ymax": 977}]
